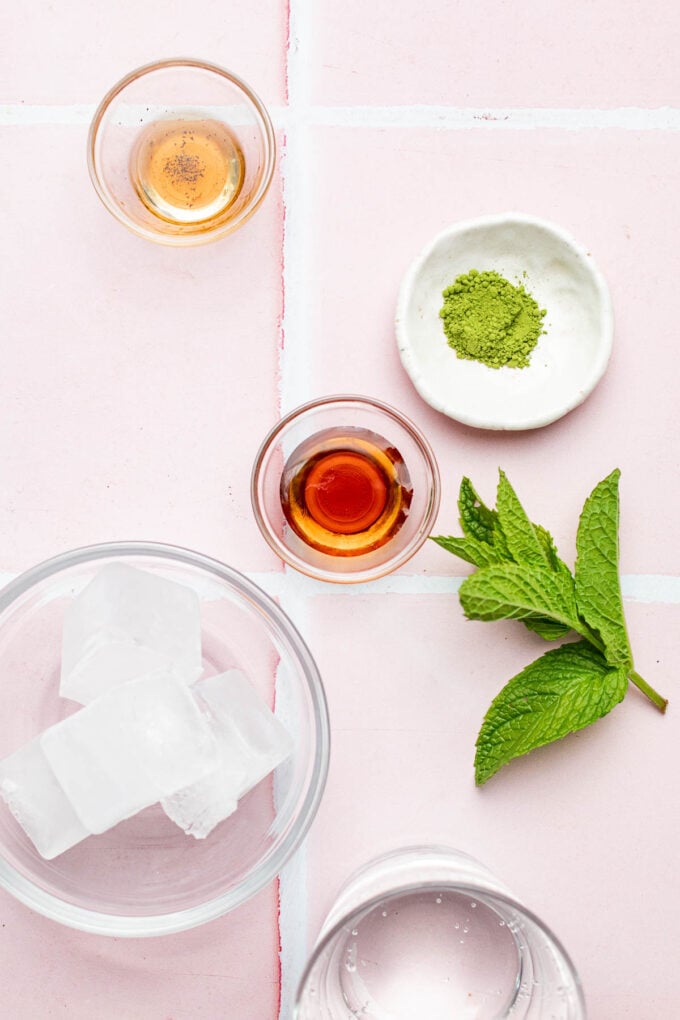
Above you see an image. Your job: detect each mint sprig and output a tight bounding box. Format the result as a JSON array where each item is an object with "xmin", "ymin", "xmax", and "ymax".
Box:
[{"xmin": 433, "ymin": 469, "xmax": 667, "ymax": 784}]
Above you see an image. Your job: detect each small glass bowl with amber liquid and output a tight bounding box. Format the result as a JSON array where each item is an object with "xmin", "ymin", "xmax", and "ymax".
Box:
[
  {"xmin": 88, "ymin": 59, "xmax": 275, "ymax": 245},
  {"xmin": 252, "ymin": 396, "xmax": 441, "ymax": 583}
]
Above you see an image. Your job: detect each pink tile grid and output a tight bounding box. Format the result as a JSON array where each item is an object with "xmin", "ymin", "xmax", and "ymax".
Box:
[
  {"xmin": 1, "ymin": 0, "xmax": 287, "ymax": 107},
  {"xmin": 0, "ymin": 124, "xmax": 283, "ymax": 574},
  {"xmin": 307, "ymin": 0, "xmax": 680, "ymax": 108},
  {"xmin": 296, "ymin": 126, "xmax": 680, "ymax": 575},
  {"xmin": 1, "ymin": 0, "xmax": 680, "ymax": 1018},
  {"xmin": 0, "ymin": 885, "xmax": 281, "ymax": 1020},
  {"xmin": 303, "ymin": 594, "xmax": 679, "ymax": 1020}
]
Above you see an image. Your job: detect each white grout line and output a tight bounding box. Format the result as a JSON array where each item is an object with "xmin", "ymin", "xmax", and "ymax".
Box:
[
  {"xmin": 251, "ymin": 570, "xmax": 680, "ymax": 602},
  {"xmin": 620, "ymin": 574, "xmax": 680, "ymax": 604},
  {"xmin": 0, "ymin": 570, "xmax": 679, "ymax": 603},
  {"xmin": 250, "ymin": 570, "xmax": 462, "ymax": 599},
  {"xmin": 304, "ymin": 105, "xmax": 680, "ymax": 130},
  {"xmin": 0, "ymin": 104, "xmax": 96, "ymax": 124},
  {"xmin": 6, "ymin": 103, "xmax": 680, "ymax": 130},
  {"xmin": 276, "ymin": 1, "xmax": 316, "ymax": 1016},
  {"xmin": 273, "ymin": 574, "xmax": 314, "ymax": 1020},
  {"xmin": 277, "ymin": 46, "xmax": 313, "ymax": 409},
  {"xmin": 277, "ymin": 846, "xmax": 310, "ymax": 1020}
]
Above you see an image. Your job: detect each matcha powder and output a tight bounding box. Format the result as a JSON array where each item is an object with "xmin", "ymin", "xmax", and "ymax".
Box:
[{"xmin": 439, "ymin": 269, "xmax": 546, "ymax": 369}]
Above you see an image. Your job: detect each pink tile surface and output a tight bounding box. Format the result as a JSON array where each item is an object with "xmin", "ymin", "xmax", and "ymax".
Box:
[
  {"xmin": 0, "ymin": 124, "xmax": 283, "ymax": 574},
  {"xmin": 2, "ymin": 2, "xmax": 680, "ymax": 1018},
  {"xmin": 0, "ymin": 887, "xmax": 281, "ymax": 1019},
  {"xmin": 303, "ymin": 595, "xmax": 678, "ymax": 1019},
  {"xmin": 303, "ymin": 126, "xmax": 680, "ymax": 575},
  {"xmin": 309, "ymin": 0, "xmax": 680, "ymax": 108},
  {"xmin": 1, "ymin": 0, "xmax": 286, "ymax": 106}
]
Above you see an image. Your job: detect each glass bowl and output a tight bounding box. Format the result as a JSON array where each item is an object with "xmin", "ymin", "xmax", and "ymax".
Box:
[
  {"xmin": 87, "ymin": 58, "xmax": 276, "ymax": 245},
  {"xmin": 0, "ymin": 542, "xmax": 329, "ymax": 936},
  {"xmin": 251, "ymin": 395, "xmax": 441, "ymax": 583}
]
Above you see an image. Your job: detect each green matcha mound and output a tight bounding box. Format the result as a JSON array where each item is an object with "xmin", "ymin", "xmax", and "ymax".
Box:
[{"xmin": 439, "ymin": 269, "xmax": 546, "ymax": 370}]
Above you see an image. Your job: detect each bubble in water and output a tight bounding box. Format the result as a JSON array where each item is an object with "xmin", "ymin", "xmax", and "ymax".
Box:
[
  {"xmin": 351, "ymin": 928, "xmax": 358, "ymax": 936},
  {"xmin": 345, "ymin": 943, "xmax": 357, "ymax": 974},
  {"xmin": 470, "ymin": 901, "xmax": 477, "ymax": 908},
  {"xmin": 341, "ymin": 889, "xmax": 523, "ymax": 1016}
]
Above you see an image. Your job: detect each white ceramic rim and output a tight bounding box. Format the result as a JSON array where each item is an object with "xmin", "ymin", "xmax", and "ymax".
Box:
[
  {"xmin": 395, "ymin": 211, "xmax": 615, "ymax": 430},
  {"xmin": 0, "ymin": 541, "xmax": 330, "ymax": 936},
  {"xmin": 87, "ymin": 57, "xmax": 277, "ymax": 247}
]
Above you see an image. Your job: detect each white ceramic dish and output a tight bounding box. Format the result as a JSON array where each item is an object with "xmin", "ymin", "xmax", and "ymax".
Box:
[{"xmin": 395, "ymin": 213, "xmax": 614, "ymax": 430}]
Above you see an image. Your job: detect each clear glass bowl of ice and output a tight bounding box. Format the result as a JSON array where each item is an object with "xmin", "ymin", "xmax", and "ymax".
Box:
[{"xmin": 0, "ymin": 542, "xmax": 329, "ymax": 935}]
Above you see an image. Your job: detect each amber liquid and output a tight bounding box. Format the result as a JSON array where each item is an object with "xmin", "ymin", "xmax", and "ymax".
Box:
[
  {"xmin": 130, "ymin": 119, "xmax": 245, "ymax": 226},
  {"xmin": 280, "ymin": 428, "xmax": 413, "ymax": 557}
]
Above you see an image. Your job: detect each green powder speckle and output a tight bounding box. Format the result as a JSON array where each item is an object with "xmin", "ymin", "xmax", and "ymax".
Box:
[{"xmin": 439, "ymin": 269, "xmax": 546, "ymax": 369}]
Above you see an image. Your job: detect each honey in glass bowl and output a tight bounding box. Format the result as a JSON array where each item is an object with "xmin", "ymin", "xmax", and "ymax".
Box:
[
  {"xmin": 280, "ymin": 427, "xmax": 413, "ymax": 557},
  {"xmin": 130, "ymin": 119, "xmax": 245, "ymax": 226}
]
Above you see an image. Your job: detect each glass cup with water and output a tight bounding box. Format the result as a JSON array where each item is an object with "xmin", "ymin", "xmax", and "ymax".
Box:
[{"xmin": 295, "ymin": 846, "xmax": 586, "ymax": 1019}]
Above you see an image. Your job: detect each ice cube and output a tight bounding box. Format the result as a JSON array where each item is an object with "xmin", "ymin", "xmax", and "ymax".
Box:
[
  {"xmin": 161, "ymin": 778, "xmax": 240, "ymax": 840},
  {"xmin": 0, "ymin": 737, "xmax": 90, "ymax": 859},
  {"xmin": 162, "ymin": 670, "xmax": 293, "ymax": 839},
  {"xmin": 42, "ymin": 671, "xmax": 219, "ymax": 834},
  {"xmin": 60, "ymin": 563, "xmax": 203, "ymax": 704}
]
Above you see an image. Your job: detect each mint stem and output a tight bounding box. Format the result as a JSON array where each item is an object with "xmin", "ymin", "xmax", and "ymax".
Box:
[{"xmin": 629, "ymin": 670, "xmax": 668, "ymax": 713}]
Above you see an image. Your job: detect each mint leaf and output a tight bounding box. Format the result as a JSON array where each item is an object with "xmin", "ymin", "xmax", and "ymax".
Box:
[
  {"xmin": 474, "ymin": 641, "xmax": 629, "ymax": 784},
  {"xmin": 430, "ymin": 535, "xmax": 506, "ymax": 568},
  {"xmin": 575, "ymin": 469, "xmax": 632, "ymax": 666},
  {"xmin": 492, "ymin": 473, "xmax": 573, "ymax": 639},
  {"xmin": 522, "ymin": 617, "xmax": 572, "ymax": 641},
  {"xmin": 458, "ymin": 477, "xmax": 495, "ymax": 543},
  {"xmin": 458, "ymin": 478, "xmax": 510, "ymax": 559},
  {"xmin": 534, "ymin": 523, "xmax": 572, "ymax": 577},
  {"xmin": 496, "ymin": 470, "xmax": 550, "ymax": 568},
  {"xmin": 459, "ymin": 563, "xmax": 589, "ymax": 637}
]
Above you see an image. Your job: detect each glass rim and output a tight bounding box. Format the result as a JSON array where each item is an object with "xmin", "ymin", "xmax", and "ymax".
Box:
[
  {"xmin": 0, "ymin": 540, "xmax": 330, "ymax": 936},
  {"xmin": 86, "ymin": 57, "xmax": 277, "ymax": 247},
  {"xmin": 250, "ymin": 394, "xmax": 442, "ymax": 584},
  {"xmin": 293, "ymin": 845, "xmax": 586, "ymax": 1016}
]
